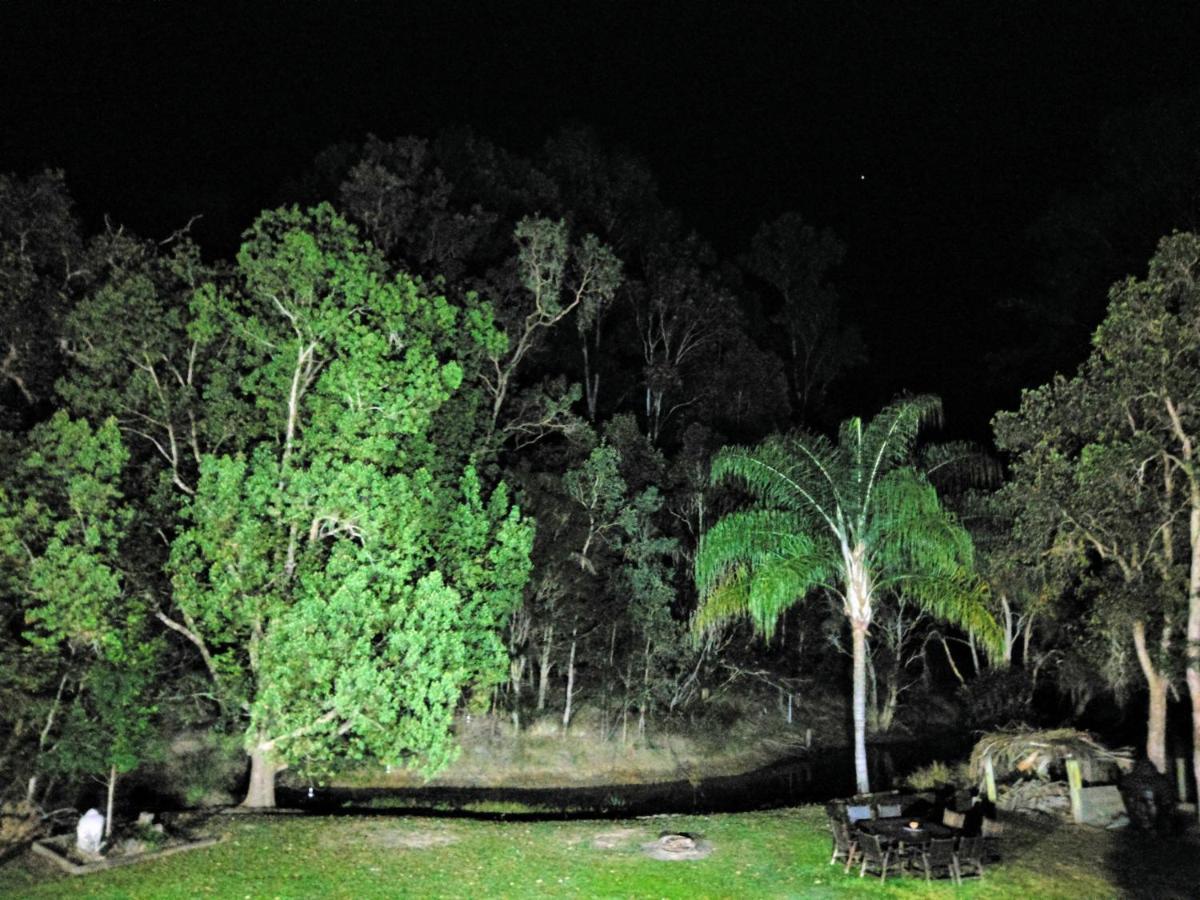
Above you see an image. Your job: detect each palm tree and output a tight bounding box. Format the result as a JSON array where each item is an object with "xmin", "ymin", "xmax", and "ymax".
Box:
[{"xmin": 694, "ymin": 395, "xmax": 1001, "ymax": 794}]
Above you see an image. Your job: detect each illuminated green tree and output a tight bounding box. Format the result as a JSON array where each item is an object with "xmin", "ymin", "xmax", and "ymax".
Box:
[
  {"xmin": 0, "ymin": 412, "xmax": 158, "ymax": 822},
  {"xmin": 163, "ymin": 206, "xmax": 533, "ymax": 807}
]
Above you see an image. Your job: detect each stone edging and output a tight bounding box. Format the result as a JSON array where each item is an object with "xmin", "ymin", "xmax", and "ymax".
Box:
[{"xmin": 31, "ymin": 833, "xmax": 225, "ymax": 876}]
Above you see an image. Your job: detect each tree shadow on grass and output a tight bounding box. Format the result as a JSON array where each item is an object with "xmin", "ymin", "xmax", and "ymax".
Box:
[{"xmin": 1104, "ymin": 818, "xmax": 1200, "ymax": 900}]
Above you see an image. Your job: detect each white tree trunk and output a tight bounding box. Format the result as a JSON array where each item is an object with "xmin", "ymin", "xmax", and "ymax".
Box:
[
  {"xmin": 562, "ymin": 632, "xmax": 577, "ymax": 730},
  {"xmin": 852, "ymin": 621, "xmax": 870, "ymax": 794},
  {"xmin": 1186, "ymin": 500, "xmax": 1200, "ymax": 818},
  {"xmin": 844, "ymin": 541, "xmax": 873, "ymax": 795},
  {"xmin": 1133, "ymin": 619, "xmax": 1169, "ymax": 774},
  {"xmin": 536, "ymin": 625, "xmax": 554, "ymax": 712},
  {"xmin": 1000, "ymin": 595, "xmax": 1015, "ymax": 666},
  {"xmin": 26, "ymin": 672, "xmax": 69, "ymax": 805},
  {"xmin": 105, "ymin": 765, "xmax": 117, "ymax": 839},
  {"xmin": 242, "ymin": 741, "xmax": 281, "ymax": 809}
]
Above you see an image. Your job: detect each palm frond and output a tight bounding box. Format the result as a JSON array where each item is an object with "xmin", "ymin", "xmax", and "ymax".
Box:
[
  {"xmin": 858, "ymin": 394, "xmax": 943, "ymax": 509},
  {"xmin": 918, "ymin": 440, "xmax": 1002, "ymax": 494},
  {"xmin": 710, "ymin": 438, "xmax": 841, "ymax": 533},
  {"xmin": 745, "ymin": 553, "xmax": 835, "ymax": 638},
  {"xmin": 692, "ymin": 566, "xmax": 751, "ymax": 634},
  {"xmin": 863, "ymin": 468, "xmax": 1003, "ymax": 657},
  {"xmin": 897, "ymin": 567, "xmax": 1004, "ymax": 661},
  {"xmin": 694, "ymin": 509, "xmax": 828, "ymax": 595},
  {"xmin": 869, "ymin": 470, "xmax": 972, "ymax": 569},
  {"xmin": 694, "ymin": 508, "xmax": 835, "ymax": 637}
]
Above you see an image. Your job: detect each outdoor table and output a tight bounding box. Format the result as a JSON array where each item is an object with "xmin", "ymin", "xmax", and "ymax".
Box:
[{"xmin": 858, "ymin": 817, "xmax": 959, "ymax": 871}]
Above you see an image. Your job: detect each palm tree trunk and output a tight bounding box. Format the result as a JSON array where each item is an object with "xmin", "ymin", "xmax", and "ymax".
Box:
[{"xmin": 851, "ymin": 620, "xmax": 870, "ymax": 794}]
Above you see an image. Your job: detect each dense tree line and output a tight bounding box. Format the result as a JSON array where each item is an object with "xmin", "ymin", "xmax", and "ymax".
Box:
[{"xmin": 2, "ymin": 125, "xmax": 1199, "ymax": 811}]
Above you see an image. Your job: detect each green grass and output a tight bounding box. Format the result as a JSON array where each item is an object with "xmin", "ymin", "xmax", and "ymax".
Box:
[{"xmin": 1, "ymin": 806, "xmax": 1195, "ymax": 898}]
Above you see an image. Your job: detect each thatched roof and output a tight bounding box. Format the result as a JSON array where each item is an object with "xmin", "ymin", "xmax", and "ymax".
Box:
[{"xmin": 969, "ymin": 726, "xmax": 1133, "ymax": 783}]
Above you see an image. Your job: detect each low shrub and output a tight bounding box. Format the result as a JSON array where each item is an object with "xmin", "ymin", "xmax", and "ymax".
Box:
[{"xmin": 903, "ymin": 759, "xmax": 971, "ymax": 791}]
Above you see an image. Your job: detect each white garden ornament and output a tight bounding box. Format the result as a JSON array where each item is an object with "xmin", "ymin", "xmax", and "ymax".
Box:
[{"xmin": 76, "ymin": 808, "xmax": 105, "ymax": 854}]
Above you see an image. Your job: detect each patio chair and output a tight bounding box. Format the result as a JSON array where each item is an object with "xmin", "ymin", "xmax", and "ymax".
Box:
[
  {"xmin": 980, "ymin": 817, "xmax": 1004, "ymax": 861},
  {"xmin": 956, "ymin": 835, "xmax": 986, "ymax": 881},
  {"xmin": 829, "ymin": 818, "xmax": 859, "ymax": 872},
  {"xmin": 942, "ymin": 809, "xmax": 965, "ymax": 829},
  {"xmin": 846, "ymin": 804, "xmax": 872, "ymax": 824},
  {"xmin": 912, "ymin": 837, "xmax": 960, "ymax": 885},
  {"xmin": 855, "ymin": 831, "xmax": 896, "ymax": 881}
]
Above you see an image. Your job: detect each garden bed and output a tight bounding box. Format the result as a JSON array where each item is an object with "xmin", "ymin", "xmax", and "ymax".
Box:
[{"xmin": 30, "ymin": 831, "xmax": 224, "ymax": 876}]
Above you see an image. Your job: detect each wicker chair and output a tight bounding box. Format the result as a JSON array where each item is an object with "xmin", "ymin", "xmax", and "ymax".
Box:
[
  {"xmin": 856, "ymin": 832, "xmax": 896, "ymax": 881},
  {"xmin": 912, "ymin": 837, "xmax": 960, "ymax": 884},
  {"xmin": 956, "ymin": 835, "xmax": 986, "ymax": 881},
  {"xmin": 829, "ymin": 819, "xmax": 859, "ymax": 872}
]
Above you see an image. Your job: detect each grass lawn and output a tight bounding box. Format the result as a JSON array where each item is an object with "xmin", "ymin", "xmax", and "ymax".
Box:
[{"xmin": 1, "ymin": 805, "xmax": 1195, "ymax": 898}]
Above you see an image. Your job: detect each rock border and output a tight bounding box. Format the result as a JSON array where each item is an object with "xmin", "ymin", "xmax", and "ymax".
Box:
[{"xmin": 31, "ymin": 833, "xmax": 224, "ymax": 876}]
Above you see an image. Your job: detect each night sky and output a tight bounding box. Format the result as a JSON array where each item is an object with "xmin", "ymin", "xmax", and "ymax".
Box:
[{"xmin": 5, "ymin": 1, "xmax": 1200, "ymax": 438}]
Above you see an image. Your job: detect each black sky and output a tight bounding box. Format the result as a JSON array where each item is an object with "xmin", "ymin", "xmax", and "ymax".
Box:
[{"xmin": 5, "ymin": 1, "xmax": 1200, "ymax": 437}]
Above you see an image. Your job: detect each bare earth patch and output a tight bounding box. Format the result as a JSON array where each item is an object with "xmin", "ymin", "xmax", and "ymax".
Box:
[
  {"xmin": 317, "ymin": 823, "xmax": 459, "ymax": 851},
  {"xmin": 590, "ymin": 827, "xmax": 643, "ymax": 850},
  {"xmin": 367, "ymin": 828, "xmax": 459, "ymax": 850}
]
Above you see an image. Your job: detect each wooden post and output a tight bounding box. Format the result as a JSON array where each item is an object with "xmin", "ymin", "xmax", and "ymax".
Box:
[
  {"xmin": 1176, "ymin": 758, "xmax": 1189, "ymax": 803},
  {"xmin": 805, "ymin": 727, "xmax": 812, "ymax": 749},
  {"xmin": 1066, "ymin": 758, "xmax": 1083, "ymax": 824},
  {"xmin": 983, "ymin": 757, "xmax": 997, "ymax": 804}
]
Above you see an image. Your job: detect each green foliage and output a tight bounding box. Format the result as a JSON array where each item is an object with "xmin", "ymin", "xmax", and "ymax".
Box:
[
  {"xmin": 903, "ymin": 759, "xmax": 972, "ymax": 791},
  {"xmin": 46, "ymin": 645, "xmax": 164, "ymax": 783},
  {"xmin": 695, "ymin": 395, "xmax": 999, "ymax": 654},
  {"xmin": 993, "ymin": 232, "xmax": 1200, "ymax": 689},
  {"xmin": 0, "ymin": 413, "xmax": 132, "ymax": 655},
  {"xmin": 166, "ymin": 205, "xmax": 533, "ymax": 780},
  {"xmin": 0, "ymin": 412, "xmax": 161, "ymax": 799}
]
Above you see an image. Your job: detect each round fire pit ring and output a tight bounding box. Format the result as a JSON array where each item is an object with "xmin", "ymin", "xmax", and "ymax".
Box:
[{"xmin": 641, "ymin": 831, "xmax": 714, "ymax": 861}]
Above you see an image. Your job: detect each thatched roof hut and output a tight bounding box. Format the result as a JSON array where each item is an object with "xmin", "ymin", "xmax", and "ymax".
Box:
[{"xmin": 969, "ymin": 726, "xmax": 1133, "ymax": 784}]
